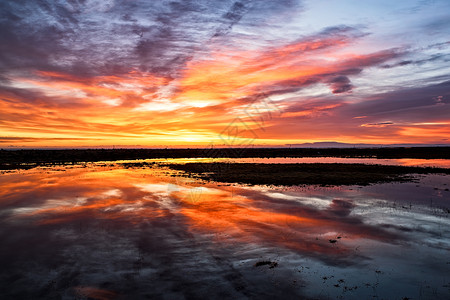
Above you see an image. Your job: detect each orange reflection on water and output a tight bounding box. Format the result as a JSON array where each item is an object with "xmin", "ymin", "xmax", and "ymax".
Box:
[
  {"xmin": 2, "ymin": 165, "xmax": 171, "ymax": 225},
  {"xmin": 1, "ymin": 163, "xmax": 401, "ymax": 262},
  {"xmin": 177, "ymin": 184, "xmax": 400, "ymax": 259},
  {"xmin": 74, "ymin": 286, "xmax": 117, "ymax": 300},
  {"xmin": 395, "ymin": 158, "xmax": 450, "ymax": 168},
  {"xmin": 212, "ymin": 157, "xmax": 450, "ymax": 168}
]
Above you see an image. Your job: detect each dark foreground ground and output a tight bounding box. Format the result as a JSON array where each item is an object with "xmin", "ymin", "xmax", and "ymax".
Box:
[
  {"xmin": 165, "ymin": 162, "xmax": 450, "ymax": 186},
  {"xmin": 1, "ymin": 147, "xmax": 450, "ymax": 169}
]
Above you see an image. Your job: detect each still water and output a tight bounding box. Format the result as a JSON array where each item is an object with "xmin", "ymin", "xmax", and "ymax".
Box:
[
  {"xmin": 137, "ymin": 157, "xmax": 450, "ymax": 168},
  {"xmin": 0, "ymin": 162, "xmax": 449, "ymax": 299}
]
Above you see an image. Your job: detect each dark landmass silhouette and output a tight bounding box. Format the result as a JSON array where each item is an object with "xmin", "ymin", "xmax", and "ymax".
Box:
[
  {"xmin": 165, "ymin": 162, "xmax": 450, "ymax": 186},
  {"xmin": 1, "ymin": 147, "xmax": 450, "ymax": 170}
]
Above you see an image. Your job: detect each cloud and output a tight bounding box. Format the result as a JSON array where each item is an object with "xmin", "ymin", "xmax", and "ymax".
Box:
[
  {"xmin": 328, "ymin": 76, "xmax": 353, "ymax": 94},
  {"xmin": 361, "ymin": 122, "xmax": 394, "ymax": 128},
  {"xmin": 0, "ymin": 0, "xmax": 302, "ymax": 81},
  {"xmin": 212, "ymin": 1, "xmax": 252, "ymax": 38},
  {"xmin": 381, "ymin": 53, "xmax": 449, "ymax": 69},
  {"xmin": 347, "ymin": 80, "xmax": 450, "ymax": 120},
  {"xmin": 0, "ymin": 137, "xmax": 91, "ymax": 143},
  {"xmin": 1, "ymin": 0, "xmax": 449, "ymax": 147},
  {"xmin": 175, "ymin": 26, "xmax": 401, "ymax": 107},
  {"xmin": 246, "ymin": 79, "xmax": 450, "ymax": 144},
  {"xmin": 0, "ymin": 18, "xmax": 411, "ymax": 147}
]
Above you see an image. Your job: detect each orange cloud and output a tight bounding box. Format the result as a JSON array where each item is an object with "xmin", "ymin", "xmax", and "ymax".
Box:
[{"xmin": 1, "ymin": 27, "xmax": 448, "ymax": 147}]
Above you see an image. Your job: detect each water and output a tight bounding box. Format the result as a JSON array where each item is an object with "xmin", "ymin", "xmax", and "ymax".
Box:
[
  {"xmin": 0, "ymin": 162, "xmax": 449, "ymax": 299},
  {"xmin": 116, "ymin": 157, "xmax": 450, "ymax": 168}
]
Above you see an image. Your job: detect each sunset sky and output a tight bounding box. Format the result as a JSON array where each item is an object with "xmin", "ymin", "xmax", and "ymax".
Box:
[{"xmin": 1, "ymin": 0, "xmax": 449, "ymax": 148}]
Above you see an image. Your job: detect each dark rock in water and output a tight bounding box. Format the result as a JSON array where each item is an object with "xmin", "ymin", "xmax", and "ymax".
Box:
[{"xmin": 254, "ymin": 261, "xmax": 278, "ymax": 268}]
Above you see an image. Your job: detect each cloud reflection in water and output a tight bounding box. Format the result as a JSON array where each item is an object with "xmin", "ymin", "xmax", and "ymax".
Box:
[{"xmin": 0, "ymin": 163, "xmax": 449, "ymax": 299}]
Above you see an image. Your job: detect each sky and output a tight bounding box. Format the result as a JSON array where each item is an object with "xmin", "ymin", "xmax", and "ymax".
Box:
[{"xmin": 0, "ymin": 0, "xmax": 449, "ymax": 148}]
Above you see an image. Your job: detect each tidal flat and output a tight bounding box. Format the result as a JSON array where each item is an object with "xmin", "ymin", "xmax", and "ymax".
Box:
[
  {"xmin": 164, "ymin": 162, "xmax": 450, "ymax": 186},
  {"xmin": 0, "ymin": 160, "xmax": 449, "ymax": 299}
]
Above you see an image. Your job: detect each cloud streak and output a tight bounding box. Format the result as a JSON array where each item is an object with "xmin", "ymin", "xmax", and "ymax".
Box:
[{"xmin": 0, "ymin": 0, "xmax": 449, "ymax": 147}]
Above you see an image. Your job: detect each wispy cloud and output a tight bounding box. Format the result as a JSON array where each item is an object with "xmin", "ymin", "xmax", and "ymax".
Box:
[{"xmin": 0, "ymin": 0, "xmax": 449, "ymax": 147}]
